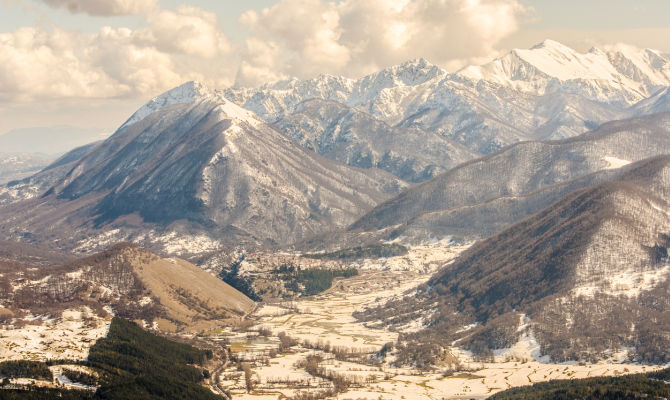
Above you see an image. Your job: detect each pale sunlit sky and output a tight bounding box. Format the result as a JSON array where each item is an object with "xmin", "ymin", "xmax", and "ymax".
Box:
[{"xmin": 1, "ymin": 0, "xmax": 669, "ymax": 135}]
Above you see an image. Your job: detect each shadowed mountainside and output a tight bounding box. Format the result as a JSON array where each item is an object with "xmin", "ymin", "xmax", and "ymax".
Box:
[
  {"xmin": 359, "ymin": 155, "xmax": 670, "ymax": 365},
  {"xmin": 349, "ymin": 112, "xmax": 670, "ymax": 241}
]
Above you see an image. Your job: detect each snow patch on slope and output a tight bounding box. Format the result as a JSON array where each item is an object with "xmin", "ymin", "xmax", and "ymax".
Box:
[
  {"xmin": 0, "ymin": 184, "xmax": 41, "ymax": 203},
  {"xmin": 573, "ymin": 265, "xmax": 670, "ymax": 298},
  {"xmin": 0, "ymin": 308, "xmax": 110, "ymax": 361},
  {"xmin": 353, "ymin": 242, "xmax": 468, "ymax": 273},
  {"xmin": 74, "ymin": 229, "xmax": 123, "ymax": 254},
  {"xmin": 147, "ymin": 231, "xmax": 221, "ymax": 255},
  {"xmin": 603, "ymin": 156, "xmax": 631, "ymax": 169},
  {"xmin": 493, "ymin": 314, "xmax": 551, "ymax": 363}
]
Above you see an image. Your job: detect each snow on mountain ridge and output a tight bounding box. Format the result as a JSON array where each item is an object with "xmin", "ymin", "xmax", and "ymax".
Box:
[
  {"xmin": 631, "ymin": 87, "xmax": 670, "ymax": 116},
  {"xmin": 227, "ymin": 40, "xmax": 669, "ymax": 115},
  {"xmin": 605, "ymin": 44, "xmax": 670, "ymax": 88},
  {"xmin": 120, "ymin": 81, "xmax": 265, "ymax": 131},
  {"xmin": 359, "ymin": 58, "xmax": 447, "ymax": 88},
  {"xmin": 120, "ymin": 81, "xmax": 214, "ymax": 129},
  {"xmin": 457, "ymin": 40, "xmax": 670, "ymax": 105},
  {"xmin": 224, "ymin": 58, "xmax": 447, "ymax": 122},
  {"xmin": 220, "ymin": 40, "xmax": 670, "ymax": 157}
]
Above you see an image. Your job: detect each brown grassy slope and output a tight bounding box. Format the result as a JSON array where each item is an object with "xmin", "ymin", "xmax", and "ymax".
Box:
[
  {"xmin": 1, "ymin": 242, "xmax": 255, "ymax": 333},
  {"xmin": 76, "ymin": 243, "xmax": 256, "ymax": 332},
  {"xmin": 131, "ymin": 249, "xmax": 255, "ymax": 331}
]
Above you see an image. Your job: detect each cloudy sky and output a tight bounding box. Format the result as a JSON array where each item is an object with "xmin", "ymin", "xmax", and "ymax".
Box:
[{"xmin": 1, "ymin": 0, "xmax": 670, "ymax": 135}]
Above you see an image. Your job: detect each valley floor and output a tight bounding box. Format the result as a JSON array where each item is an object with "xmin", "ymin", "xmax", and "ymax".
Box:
[{"xmin": 200, "ymin": 243, "xmax": 662, "ymax": 399}]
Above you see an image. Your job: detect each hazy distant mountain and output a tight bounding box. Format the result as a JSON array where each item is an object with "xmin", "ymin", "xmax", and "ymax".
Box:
[
  {"xmin": 0, "ymin": 142, "xmax": 98, "ymax": 205},
  {"xmin": 361, "ymin": 155, "xmax": 670, "ymax": 364},
  {"xmin": 0, "ymin": 153, "xmax": 55, "ymax": 185},
  {"xmin": 0, "ymin": 126, "xmax": 105, "ymax": 185},
  {"xmin": 0, "ymin": 82, "xmax": 405, "ymax": 254},
  {"xmin": 0, "ymin": 126, "xmax": 106, "ymax": 155},
  {"xmin": 349, "ymin": 112, "xmax": 670, "ymax": 241},
  {"xmin": 226, "ymin": 41, "xmax": 670, "ymax": 154}
]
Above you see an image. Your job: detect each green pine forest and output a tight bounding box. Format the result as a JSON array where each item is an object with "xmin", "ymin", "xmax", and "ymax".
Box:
[{"xmin": 0, "ymin": 317, "xmax": 220, "ymax": 400}]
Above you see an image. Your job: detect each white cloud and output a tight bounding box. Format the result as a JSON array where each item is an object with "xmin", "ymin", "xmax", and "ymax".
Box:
[
  {"xmin": 236, "ymin": 0, "xmax": 527, "ymax": 86},
  {"xmin": 146, "ymin": 5, "xmax": 231, "ymax": 58},
  {"xmin": 0, "ymin": 5, "xmax": 236, "ymax": 103},
  {"xmin": 236, "ymin": 37, "xmax": 288, "ymax": 86},
  {"xmin": 40, "ymin": 0, "xmax": 157, "ymax": 16},
  {"xmin": 86, "ymin": 27, "xmax": 182, "ymax": 97},
  {"xmin": 0, "ymin": 27, "xmax": 99, "ymax": 102}
]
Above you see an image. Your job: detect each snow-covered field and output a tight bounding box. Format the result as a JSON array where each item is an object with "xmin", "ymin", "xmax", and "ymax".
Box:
[
  {"xmin": 0, "ymin": 307, "xmax": 110, "ymax": 361},
  {"xmin": 328, "ymin": 361, "xmax": 655, "ymax": 400}
]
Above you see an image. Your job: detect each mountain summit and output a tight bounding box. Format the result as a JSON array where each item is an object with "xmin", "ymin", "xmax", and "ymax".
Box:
[
  {"xmin": 120, "ymin": 81, "xmax": 216, "ymax": 129},
  {"xmin": 456, "ymin": 39, "xmax": 670, "ymax": 105}
]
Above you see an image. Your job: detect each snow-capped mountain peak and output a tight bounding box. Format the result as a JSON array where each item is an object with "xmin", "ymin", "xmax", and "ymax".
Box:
[
  {"xmin": 459, "ymin": 39, "xmax": 623, "ymax": 82},
  {"xmin": 119, "ymin": 81, "xmax": 265, "ymax": 130},
  {"xmin": 455, "ymin": 39, "xmax": 670, "ymax": 105},
  {"xmin": 212, "ymin": 98, "xmax": 265, "ymax": 129},
  {"xmin": 371, "ymin": 57, "xmax": 447, "ymax": 86},
  {"xmin": 530, "ymin": 38, "xmax": 572, "ymax": 51},
  {"xmin": 120, "ymin": 81, "xmax": 214, "ymax": 129}
]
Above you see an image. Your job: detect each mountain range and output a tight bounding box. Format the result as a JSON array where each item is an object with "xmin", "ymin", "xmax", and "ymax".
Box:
[
  {"xmin": 1, "ymin": 40, "xmax": 670, "ymax": 256},
  {"xmin": 0, "ymin": 42, "xmax": 668, "ymax": 247},
  {"xmin": 225, "ymin": 40, "xmax": 670, "ymax": 155},
  {"xmin": 1, "ymin": 38, "xmax": 670, "ymax": 376}
]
